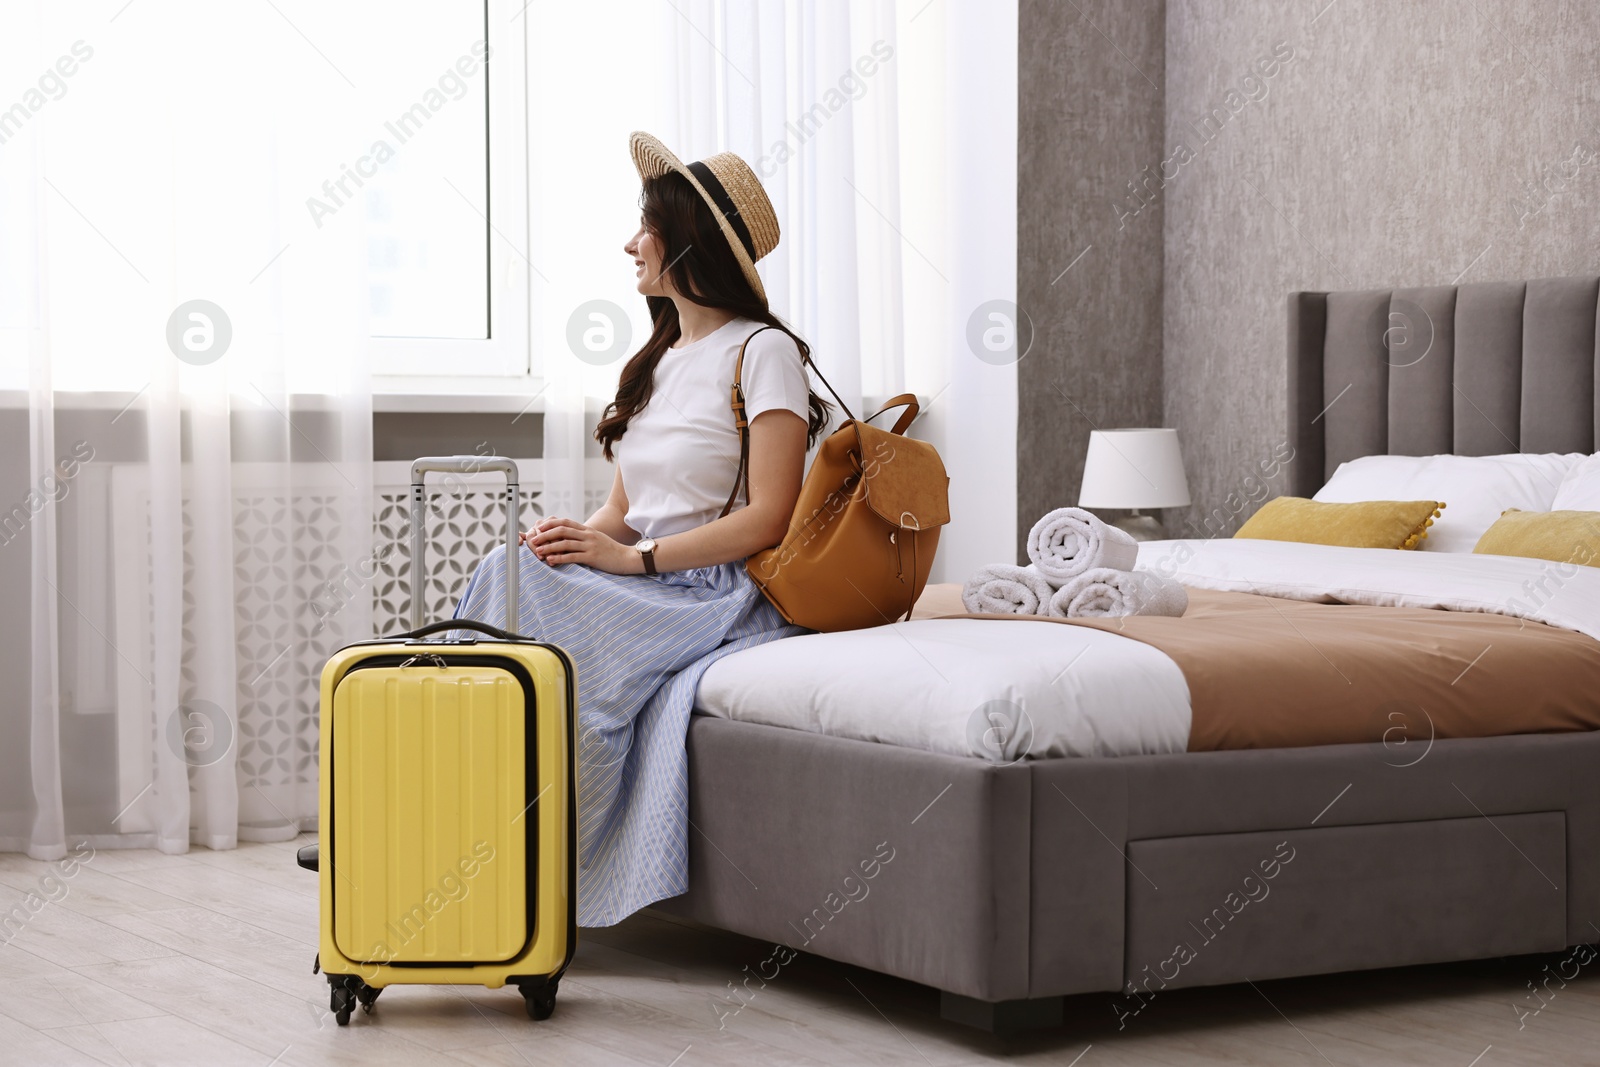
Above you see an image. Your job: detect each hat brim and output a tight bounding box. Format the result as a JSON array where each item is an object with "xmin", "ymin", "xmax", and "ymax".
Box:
[{"xmin": 630, "ymin": 131, "xmax": 767, "ymax": 304}]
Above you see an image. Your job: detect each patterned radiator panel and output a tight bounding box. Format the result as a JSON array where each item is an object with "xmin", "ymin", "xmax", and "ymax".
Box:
[
  {"xmin": 228, "ymin": 492, "xmax": 342, "ymax": 806},
  {"xmin": 371, "ymin": 487, "xmax": 544, "ymax": 636},
  {"xmin": 143, "ymin": 487, "xmax": 372, "ymax": 838},
  {"xmin": 115, "ymin": 461, "xmax": 588, "ymax": 840},
  {"xmin": 234, "ymin": 484, "xmax": 542, "ymax": 804}
]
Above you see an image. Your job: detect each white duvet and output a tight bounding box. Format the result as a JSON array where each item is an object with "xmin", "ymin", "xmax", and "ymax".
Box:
[{"xmin": 694, "ymin": 540, "xmax": 1600, "ymax": 761}]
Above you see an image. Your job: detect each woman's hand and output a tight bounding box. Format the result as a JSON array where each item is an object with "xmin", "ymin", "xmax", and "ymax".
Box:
[{"xmin": 522, "ymin": 517, "xmax": 640, "ymax": 574}]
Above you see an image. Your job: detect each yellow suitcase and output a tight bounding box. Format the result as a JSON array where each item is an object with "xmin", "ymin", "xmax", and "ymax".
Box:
[{"xmin": 296, "ymin": 456, "xmax": 576, "ymax": 1025}]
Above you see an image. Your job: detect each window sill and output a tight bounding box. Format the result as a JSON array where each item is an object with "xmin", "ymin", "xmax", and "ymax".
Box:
[
  {"xmin": 371, "ymin": 375, "xmax": 545, "ymax": 414},
  {"xmin": 0, "ymin": 385, "xmax": 548, "ymax": 416},
  {"xmin": 371, "ymin": 392, "xmax": 544, "ymax": 414}
]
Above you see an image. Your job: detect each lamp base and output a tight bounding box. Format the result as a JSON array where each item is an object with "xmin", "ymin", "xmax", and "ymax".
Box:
[{"xmin": 1110, "ymin": 510, "xmax": 1165, "ymax": 542}]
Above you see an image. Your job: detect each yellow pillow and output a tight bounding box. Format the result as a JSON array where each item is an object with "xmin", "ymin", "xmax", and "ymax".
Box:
[
  {"xmin": 1234, "ymin": 496, "xmax": 1444, "ymax": 550},
  {"xmin": 1472, "ymin": 509, "xmax": 1600, "ymax": 567}
]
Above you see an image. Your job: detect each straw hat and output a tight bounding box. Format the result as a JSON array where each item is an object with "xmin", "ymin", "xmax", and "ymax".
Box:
[{"xmin": 629, "ymin": 131, "xmax": 779, "ymax": 303}]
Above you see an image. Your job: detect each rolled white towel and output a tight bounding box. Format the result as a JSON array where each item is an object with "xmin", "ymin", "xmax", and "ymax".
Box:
[
  {"xmin": 1027, "ymin": 507, "xmax": 1139, "ymax": 584},
  {"xmin": 962, "ymin": 563, "xmax": 1056, "ymax": 616},
  {"xmin": 1048, "ymin": 567, "xmax": 1189, "ymax": 619}
]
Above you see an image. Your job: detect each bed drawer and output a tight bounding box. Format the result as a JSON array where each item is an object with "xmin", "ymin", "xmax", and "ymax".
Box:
[{"xmin": 1123, "ymin": 813, "xmax": 1567, "ymax": 991}]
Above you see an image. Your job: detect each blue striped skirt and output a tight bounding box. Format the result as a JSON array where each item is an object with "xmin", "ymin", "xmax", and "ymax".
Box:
[{"xmin": 452, "ymin": 544, "xmax": 802, "ymax": 926}]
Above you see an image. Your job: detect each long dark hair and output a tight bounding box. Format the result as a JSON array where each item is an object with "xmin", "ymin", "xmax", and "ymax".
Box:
[{"xmin": 594, "ymin": 171, "xmax": 831, "ymax": 460}]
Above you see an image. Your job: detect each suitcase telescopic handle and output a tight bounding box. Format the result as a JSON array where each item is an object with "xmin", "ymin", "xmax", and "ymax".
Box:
[{"xmin": 409, "ymin": 456, "xmax": 521, "ymax": 632}]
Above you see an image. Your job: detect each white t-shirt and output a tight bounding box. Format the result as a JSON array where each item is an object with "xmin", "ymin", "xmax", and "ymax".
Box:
[{"xmin": 615, "ymin": 318, "xmax": 811, "ymax": 539}]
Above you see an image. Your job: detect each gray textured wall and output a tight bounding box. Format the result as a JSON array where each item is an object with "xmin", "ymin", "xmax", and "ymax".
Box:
[
  {"xmin": 0, "ymin": 410, "xmax": 32, "ymax": 834},
  {"xmin": 1017, "ymin": 0, "xmax": 1167, "ymax": 561},
  {"xmin": 1162, "ymin": 0, "xmax": 1600, "ymax": 535}
]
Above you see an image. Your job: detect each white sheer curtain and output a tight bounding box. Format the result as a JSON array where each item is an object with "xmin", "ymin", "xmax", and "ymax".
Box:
[
  {"xmin": 534, "ymin": 0, "xmax": 1018, "ymax": 581},
  {"xmin": 1, "ymin": 2, "xmax": 372, "ymax": 858},
  {"xmin": 0, "ymin": 0, "xmax": 1015, "ymax": 861}
]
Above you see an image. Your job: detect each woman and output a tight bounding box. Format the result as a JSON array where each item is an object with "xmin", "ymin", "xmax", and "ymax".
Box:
[{"xmin": 452, "ymin": 132, "xmax": 829, "ymax": 926}]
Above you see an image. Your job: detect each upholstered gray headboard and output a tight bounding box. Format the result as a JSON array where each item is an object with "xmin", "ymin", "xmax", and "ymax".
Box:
[{"xmin": 1287, "ymin": 276, "xmax": 1600, "ymax": 497}]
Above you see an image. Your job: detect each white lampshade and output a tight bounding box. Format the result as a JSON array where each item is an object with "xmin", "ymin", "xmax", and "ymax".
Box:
[{"xmin": 1078, "ymin": 428, "xmax": 1191, "ymax": 509}]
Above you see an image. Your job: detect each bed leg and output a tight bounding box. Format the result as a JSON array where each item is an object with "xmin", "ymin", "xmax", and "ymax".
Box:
[{"xmin": 939, "ymin": 991, "xmax": 1064, "ymax": 1035}]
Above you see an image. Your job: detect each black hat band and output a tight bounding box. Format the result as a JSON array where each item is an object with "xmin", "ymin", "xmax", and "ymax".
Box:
[{"xmin": 686, "ymin": 160, "xmax": 757, "ymax": 261}]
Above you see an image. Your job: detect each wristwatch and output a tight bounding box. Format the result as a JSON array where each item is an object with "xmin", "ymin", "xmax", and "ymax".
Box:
[{"xmin": 635, "ymin": 537, "xmax": 658, "ymax": 576}]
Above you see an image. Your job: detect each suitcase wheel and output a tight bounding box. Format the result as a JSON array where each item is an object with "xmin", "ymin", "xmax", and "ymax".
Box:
[
  {"xmin": 357, "ymin": 984, "xmax": 381, "ymax": 1014},
  {"xmin": 327, "ymin": 974, "xmax": 375, "ymax": 1026},
  {"xmin": 518, "ymin": 978, "xmax": 559, "ymax": 1021},
  {"xmin": 330, "ymin": 984, "xmax": 354, "ymax": 1027}
]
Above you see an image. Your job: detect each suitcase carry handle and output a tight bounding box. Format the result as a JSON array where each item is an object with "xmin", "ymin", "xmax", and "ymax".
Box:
[
  {"xmin": 409, "ymin": 456, "xmax": 522, "ymax": 632},
  {"xmin": 399, "ymin": 618, "xmax": 523, "ymax": 643}
]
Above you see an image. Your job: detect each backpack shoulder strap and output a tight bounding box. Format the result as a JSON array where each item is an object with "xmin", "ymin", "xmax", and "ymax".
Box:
[
  {"xmin": 720, "ymin": 325, "xmax": 779, "ymax": 519},
  {"xmin": 718, "ymin": 325, "xmax": 862, "ymax": 519}
]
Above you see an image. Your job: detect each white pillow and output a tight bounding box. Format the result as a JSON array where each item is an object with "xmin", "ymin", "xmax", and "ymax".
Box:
[
  {"xmin": 1313, "ymin": 453, "xmax": 1582, "ymax": 552},
  {"xmin": 1552, "ymin": 453, "xmax": 1600, "ymax": 511}
]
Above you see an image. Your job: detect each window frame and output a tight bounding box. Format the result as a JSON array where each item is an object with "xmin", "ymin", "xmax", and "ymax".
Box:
[{"xmin": 369, "ymin": 0, "xmax": 531, "ymax": 389}]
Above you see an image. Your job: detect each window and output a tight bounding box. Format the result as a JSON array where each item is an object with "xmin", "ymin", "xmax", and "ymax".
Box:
[
  {"xmin": 0, "ymin": 1, "xmax": 530, "ymax": 394},
  {"xmin": 366, "ymin": 0, "xmax": 528, "ymax": 381},
  {"xmin": 363, "ymin": 11, "xmax": 490, "ymax": 342}
]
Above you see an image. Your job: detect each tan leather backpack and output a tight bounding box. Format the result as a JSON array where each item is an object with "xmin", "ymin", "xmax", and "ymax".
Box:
[{"xmin": 719, "ymin": 327, "xmax": 951, "ymax": 632}]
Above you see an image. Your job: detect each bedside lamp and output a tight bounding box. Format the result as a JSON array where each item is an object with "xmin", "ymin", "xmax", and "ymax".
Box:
[{"xmin": 1078, "ymin": 428, "xmax": 1191, "ymax": 541}]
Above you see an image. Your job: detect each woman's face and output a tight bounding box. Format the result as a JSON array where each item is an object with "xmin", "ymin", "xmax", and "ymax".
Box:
[{"xmin": 625, "ymin": 220, "xmax": 672, "ymax": 297}]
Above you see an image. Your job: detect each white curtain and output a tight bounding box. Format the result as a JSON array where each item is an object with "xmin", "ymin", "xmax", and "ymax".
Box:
[
  {"xmin": 0, "ymin": 0, "xmax": 1016, "ymax": 859},
  {"xmin": 532, "ymin": 0, "xmax": 1017, "ymax": 582},
  {"xmin": 1, "ymin": 2, "xmax": 372, "ymax": 857}
]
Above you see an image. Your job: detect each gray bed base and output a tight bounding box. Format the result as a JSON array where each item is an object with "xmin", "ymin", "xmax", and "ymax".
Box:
[
  {"xmin": 663, "ymin": 275, "xmax": 1600, "ymax": 1033},
  {"xmin": 662, "ymin": 717, "xmax": 1593, "ymax": 1033}
]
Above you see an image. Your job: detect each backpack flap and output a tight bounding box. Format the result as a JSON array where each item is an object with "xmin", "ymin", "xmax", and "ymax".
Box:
[{"xmin": 854, "ymin": 422, "xmax": 951, "ymax": 530}]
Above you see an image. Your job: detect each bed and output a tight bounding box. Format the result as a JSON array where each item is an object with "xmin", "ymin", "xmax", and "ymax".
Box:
[{"xmin": 656, "ymin": 274, "xmax": 1600, "ymax": 1034}]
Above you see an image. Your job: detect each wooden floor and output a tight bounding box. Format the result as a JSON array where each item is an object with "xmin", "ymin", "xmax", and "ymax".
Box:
[{"xmin": 1, "ymin": 835, "xmax": 1597, "ymax": 1065}]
